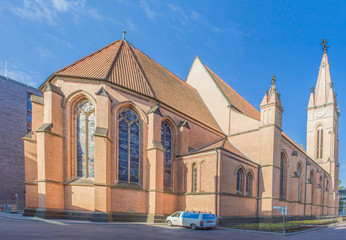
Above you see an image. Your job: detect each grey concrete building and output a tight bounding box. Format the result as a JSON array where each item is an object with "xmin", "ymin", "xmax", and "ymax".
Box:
[{"xmin": 0, "ymin": 75, "xmax": 41, "ymax": 209}]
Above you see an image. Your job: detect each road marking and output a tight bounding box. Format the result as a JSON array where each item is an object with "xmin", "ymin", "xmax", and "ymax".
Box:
[{"xmin": 34, "ymin": 217, "xmax": 69, "ymax": 226}]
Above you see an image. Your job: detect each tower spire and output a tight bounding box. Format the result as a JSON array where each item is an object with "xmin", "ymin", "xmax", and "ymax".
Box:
[{"xmin": 313, "ymin": 39, "xmax": 333, "ymax": 106}]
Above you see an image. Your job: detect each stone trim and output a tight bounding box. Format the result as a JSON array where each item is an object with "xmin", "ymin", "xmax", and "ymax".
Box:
[
  {"xmin": 93, "ymin": 127, "xmax": 109, "ymax": 138},
  {"xmin": 147, "ymin": 140, "xmax": 164, "ymax": 151},
  {"xmin": 42, "ymin": 82, "xmax": 64, "ymax": 96},
  {"xmin": 228, "ymin": 128, "xmax": 259, "ymax": 137},
  {"xmin": 24, "ymin": 181, "xmax": 38, "ymax": 185},
  {"xmin": 30, "ymin": 95, "xmax": 44, "ymax": 104},
  {"xmin": 36, "ymin": 179, "xmax": 64, "ymax": 185},
  {"xmin": 261, "ymin": 164, "xmax": 280, "ymax": 170}
]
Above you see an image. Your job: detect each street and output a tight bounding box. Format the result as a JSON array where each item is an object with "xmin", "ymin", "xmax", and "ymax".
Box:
[{"xmin": 0, "ymin": 214, "xmax": 346, "ymax": 240}]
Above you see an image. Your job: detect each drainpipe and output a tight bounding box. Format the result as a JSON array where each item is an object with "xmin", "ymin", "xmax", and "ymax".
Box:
[
  {"xmin": 256, "ymin": 166, "xmax": 261, "ymax": 218},
  {"xmin": 322, "ymin": 173, "xmax": 325, "ymax": 216},
  {"xmin": 304, "ymin": 158, "xmax": 308, "ymax": 218},
  {"xmin": 215, "ymin": 149, "xmax": 219, "ymax": 219}
]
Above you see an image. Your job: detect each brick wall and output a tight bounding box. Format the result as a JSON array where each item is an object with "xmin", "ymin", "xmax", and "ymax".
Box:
[{"xmin": 0, "ymin": 75, "xmax": 41, "ymax": 209}]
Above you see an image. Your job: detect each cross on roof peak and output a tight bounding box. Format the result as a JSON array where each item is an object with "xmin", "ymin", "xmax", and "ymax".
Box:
[{"xmin": 321, "ymin": 39, "xmax": 329, "ymax": 53}]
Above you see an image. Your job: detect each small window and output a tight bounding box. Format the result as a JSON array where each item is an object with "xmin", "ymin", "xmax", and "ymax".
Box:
[
  {"xmin": 192, "ymin": 164, "xmax": 197, "ymax": 192},
  {"xmin": 246, "ymin": 172, "xmax": 253, "ymax": 195},
  {"xmin": 236, "ymin": 168, "xmax": 245, "ymax": 194}
]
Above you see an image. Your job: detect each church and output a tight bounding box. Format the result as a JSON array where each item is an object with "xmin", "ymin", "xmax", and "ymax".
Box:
[{"xmin": 23, "ymin": 37, "xmax": 339, "ymax": 224}]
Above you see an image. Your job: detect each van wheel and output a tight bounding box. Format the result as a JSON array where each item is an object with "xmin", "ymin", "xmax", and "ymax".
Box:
[
  {"xmin": 190, "ymin": 223, "xmax": 197, "ymax": 230},
  {"xmin": 167, "ymin": 221, "xmax": 173, "ymax": 227}
]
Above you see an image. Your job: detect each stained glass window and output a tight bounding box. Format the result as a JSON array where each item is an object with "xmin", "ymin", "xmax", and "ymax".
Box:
[
  {"xmin": 75, "ymin": 100, "xmax": 95, "ymax": 178},
  {"xmin": 118, "ymin": 108, "xmax": 140, "ymax": 182},
  {"xmin": 161, "ymin": 122, "xmax": 172, "ymax": 188}
]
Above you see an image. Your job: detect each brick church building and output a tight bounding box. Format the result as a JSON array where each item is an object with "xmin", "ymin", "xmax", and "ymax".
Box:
[{"xmin": 23, "ymin": 38, "xmax": 339, "ymax": 223}]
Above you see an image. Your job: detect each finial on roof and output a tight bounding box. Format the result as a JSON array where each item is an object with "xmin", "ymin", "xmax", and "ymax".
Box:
[
  {"xmin": 271, "ymin": 74, "xmax": 276, "ymax": 85},
  {"xmin": 122, "ymin": 30, "xmax": 126, "ymax": 40},
  {"xmin": 329, "ymin": 82, "xmax": 333, "ymax": 87},
  {"xmin": 265, "ymin": 90, "xmax": 268, "ymax": 95},
  {"xmin": 310, "ymin": 86, "xmax": 314, "ymax": 93},
  {"xmin": 321, "ymin": 38, "xmax": 329, "ymax": 53}
]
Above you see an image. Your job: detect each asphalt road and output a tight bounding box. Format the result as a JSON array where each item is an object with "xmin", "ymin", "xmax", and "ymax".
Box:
[{"xmin": 0, "ymin": 216, "xmax": 346, "ymax": 240}]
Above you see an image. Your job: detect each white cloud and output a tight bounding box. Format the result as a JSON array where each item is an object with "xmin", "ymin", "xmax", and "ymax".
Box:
[
  {"xmin": 167, "ymin": 3, "xmax": 188, "ymax": 25},
  {"xmin": 11, "ymin": 0, "xmax": 102, "ymax": 25},
  {"xmin": 125, "ymin": 19, "xmax": 139, "ymax": 32},
  {"xmin": 139, "ymin": 0, "xmax": 156, "ymax": 19}
]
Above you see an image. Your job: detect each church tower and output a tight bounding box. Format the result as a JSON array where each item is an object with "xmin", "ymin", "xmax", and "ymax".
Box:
[{"xmin": 306, "ymin": 40, "xmax": 339, "ymax": 208}]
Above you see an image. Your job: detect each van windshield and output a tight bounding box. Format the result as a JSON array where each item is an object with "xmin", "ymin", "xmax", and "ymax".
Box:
[{"xmin": 202, "ymin": 214, "xmax": 216, "ymax": 219}]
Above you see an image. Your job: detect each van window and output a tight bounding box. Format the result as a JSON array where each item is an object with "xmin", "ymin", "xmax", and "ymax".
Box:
[
  {"xmin": 171, "ymin": 212, "xmax": 180, "ymax": 217},
  {"xmin": 182, "ymin": 212, "xmax": 199, "ymax": 219},
  {"xmin": 202, "ymin": 214, "xmax": 216, "ymax": 219}
]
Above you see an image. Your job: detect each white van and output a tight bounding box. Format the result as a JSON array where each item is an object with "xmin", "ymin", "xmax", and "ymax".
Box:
[{"xmin": 166, "ymin": 211, "xmax": 217, "ymax": 230}]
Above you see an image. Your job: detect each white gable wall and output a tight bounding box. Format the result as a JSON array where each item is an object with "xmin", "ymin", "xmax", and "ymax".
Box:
[{"xmin": 186, "ymin": 57, "xmax": 229, "ymax": 134}]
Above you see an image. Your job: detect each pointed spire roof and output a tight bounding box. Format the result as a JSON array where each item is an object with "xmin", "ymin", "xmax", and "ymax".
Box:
[
  {"xmin": 44, "ymin": 39, "xmax": 222, "ymax": 132},
  {"xmin": 314, "ymin": 51, "xmax": 333, "ymax": 106},
  {"xmin": 308, "ymin": 86, "xmax": 315, "ymax": 108},
  {"xmin": 260, "ymin": 74, "xmax": 283, "ymax": 109}
]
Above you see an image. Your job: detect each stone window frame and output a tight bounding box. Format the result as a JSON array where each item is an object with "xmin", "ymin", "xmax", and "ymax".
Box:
[
  {"xmin": 236, "ymin": 168, "xmax": 245, "ymax": 195},
  {"xmin": 116, "ymin": 107, "xmax": 141, "ymax": 184},
  {"xmin": 316, "ymin": 125, "xmax": 324, "ymax": 159},
  {"xmin": 74, "ymin": 99, "xmax": 96, "ymax": 179},
  {"xmin": 192, "ymin": 163, "xmax": 198, "ymax": 192},
  {"xmin": 245, "ymin": 170, "xmax": 254, "ymax": 196},
  {"xmin": 280, "ymin": 152, "xmax": 288, "ymax": 200},
  {"xmin": 161, "ymin": 119, "xmax": 177, "ymax": 190}
]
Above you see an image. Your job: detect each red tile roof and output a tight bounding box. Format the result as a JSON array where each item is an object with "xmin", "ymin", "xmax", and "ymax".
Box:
[
  {"xmin": 186, "ymin": 138, "xmax": 256, "ymax": 164},
  {"xmin": 53, "ymin": 40, "xmax": 221, "ymax": 132}
]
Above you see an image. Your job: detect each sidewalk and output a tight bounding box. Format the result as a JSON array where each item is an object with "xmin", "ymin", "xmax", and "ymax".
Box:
[{"xmin": 0, "ymin": 211, "xmax": 166, "ymax": 226}]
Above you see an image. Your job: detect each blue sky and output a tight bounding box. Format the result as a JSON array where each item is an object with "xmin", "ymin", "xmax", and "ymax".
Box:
[{"xmin": 0, "ymin": 0, "xmax": 345, "ymax": 186}]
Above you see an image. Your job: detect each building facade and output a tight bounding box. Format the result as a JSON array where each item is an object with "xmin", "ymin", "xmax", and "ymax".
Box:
[
  {"xmin": 23, "ymin": 39, "xmax": 339, "ymax": 223},
  {"xmin": 0, "ymin": 75, "xmax": 41, "ymax": 209}
]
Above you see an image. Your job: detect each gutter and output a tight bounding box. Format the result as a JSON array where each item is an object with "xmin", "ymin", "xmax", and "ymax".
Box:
[{"xmin": 215, "ymin": 149, "xmax": 220, "ymax": 219}]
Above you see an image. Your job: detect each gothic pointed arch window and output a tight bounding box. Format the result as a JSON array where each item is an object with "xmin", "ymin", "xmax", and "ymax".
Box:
[
  {"xmin": 75, "ymin": 100, "xmax": 95, "ymax": 178},
  {"xmin": 297, "ymin": 163, "xmax": 303, "ymax": 202},
  {"xmin": 316, "ymin": 126, "xmax": 324, "ymax": 159},
  {"xmin": 192, "ymin": 163, "xmax": 197, "ymax": 192},
  {"xmin": 161, "ymin": 121, "xmax": 172, "ymax": 188},
  {"xmin": 280, "ymin": 153, "xmax": 287, "ymax": 199},
  {"xmin": 118, "ymin": 108, "xmax": 140, "ymax": 183},
  {"xmin": 236, "ymin": 168, "xmax": 245, "ymax": 194},
  {"xmin": 246, "ymin": 171, "xmax": 253, "ymax": 196},
  {"xmin": 310, "ymin": 170, "xmax": 315, "ymax": 204}
]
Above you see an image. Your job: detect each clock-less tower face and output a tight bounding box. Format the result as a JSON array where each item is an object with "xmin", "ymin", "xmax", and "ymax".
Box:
[{"xmin": 314, "ymin": 108, "xmax": 326, "ymax": 118}]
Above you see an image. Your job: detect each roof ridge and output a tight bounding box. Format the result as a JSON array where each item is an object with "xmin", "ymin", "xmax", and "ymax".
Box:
[
  {"xmin": 188, "ymin": 138, "xmax": 225, "ymax": 154},
  {"xmin": 125, "ymin": 41, "xmax": 156, "ymax": 98},
  {"xmin": 198, "ymin": 58, "xmax": 260, "ymax": 119},
  {"xmin": 225, "ymin": 139, "xmax": 258, "ymax": 165},
  {"xmin": 206, "ymin": 65, "xmax": 260, "ymax": 115},
  {"xmin": 132, "ymin": 45, "xmax": 201, "ymax": 94},
  {"xmin": 105, "ymin": 40, "xmax": 125, "ymax": 80},
  {"xmin": 56, "ymin": 40, "xmax": 121, "ymax": 75}
]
